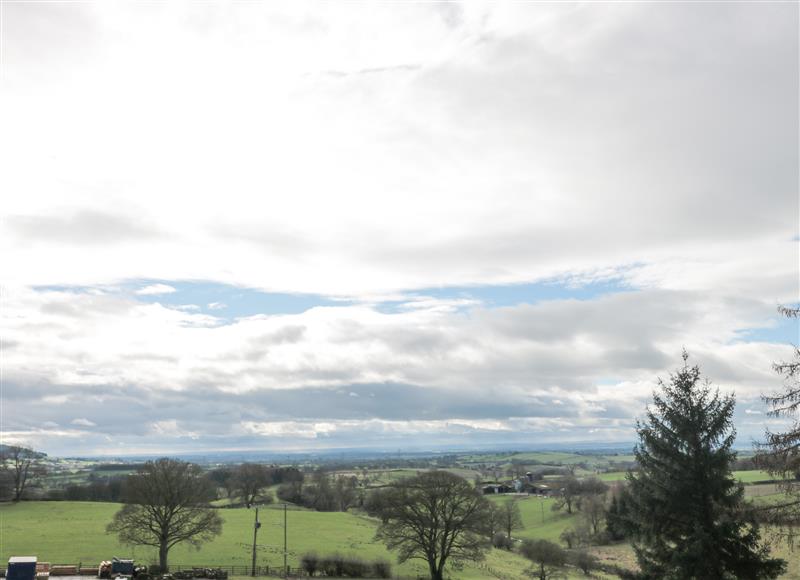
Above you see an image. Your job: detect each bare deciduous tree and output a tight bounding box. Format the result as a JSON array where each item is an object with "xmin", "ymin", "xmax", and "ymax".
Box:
[
  {"xmin": 498, "ymin": 499, "xmax": 524, "ymax": 542},
  {"xmin": 1, "ymin": 445, "xmax": 46, "ymax": 502},
  {"xmin": 375, "ymin": 471, "xmax": 492, "ymax": 580},
  {"xmin": 106, "ymin": 458, "xmax": 223, "ymax": 572},
  {"xmin": 232, "ymin": 463, "xmax": 272, "ymax": 508}
]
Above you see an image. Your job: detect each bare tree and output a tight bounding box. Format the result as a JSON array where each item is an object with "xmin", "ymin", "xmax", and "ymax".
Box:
[
  {"xmin": 498, "ymin": 499, "xmax": 524, "ymax": 542},
  {"xmin": 485, "ymin": 502, "xmax": 502, "ymax": 540},
  {"xmin": 1, "ymin": 445, "xmax": 46, "ymax": 502},
  {"xmin": 375, "ymin": 471, "xmax": 492, "ymax": 580},
  {"xmin": 551, "ymin": 476, "xmax": 581, "ymax": 514},
  {"xmin": 232, "ymin": 463, "xmax": 272, "ymax": 508},
  {"xmin": 520, "ymin": 539, "xmax": 567, "ymax": 580},
  {"xmin": 107, "ymin": 458, "xmax": 223, "ymax": 572},
  {"xmin": 334, "ymin": 475, "xmax": 358, "ymax": 512},
  {"xmin": 580, "ymin": 494, "xmax": 605, "ymax": 536}
]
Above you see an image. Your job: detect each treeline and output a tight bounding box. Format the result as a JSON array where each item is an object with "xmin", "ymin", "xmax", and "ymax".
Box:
[
  {"xmin": 207, "ymin": 464, "xmax": 302, "ymax": 507},
  {"xmin": 276, "ymin": 471, "xmax": 361, "ymax": 512},
  {"xmin": 44, "ymin": 476, "xmax": 127, "ymax": 502},
  {"xmin": 92, "ymin": 463, "xmax": 143, "ymax": 471}
]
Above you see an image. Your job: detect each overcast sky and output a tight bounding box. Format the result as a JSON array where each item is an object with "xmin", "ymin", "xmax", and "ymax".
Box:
[{"xmin": 1, "ymin": 1, "xmax": 798, "ymax": 457}]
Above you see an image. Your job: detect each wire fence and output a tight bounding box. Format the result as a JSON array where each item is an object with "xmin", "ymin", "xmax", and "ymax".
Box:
[
  {"xmin": 169, "ymin": 565, "xmax": 305, "ymax": 577},
  {"xmin": 1, "ymin": 566, "xmax": 430, "ymax": 580}
]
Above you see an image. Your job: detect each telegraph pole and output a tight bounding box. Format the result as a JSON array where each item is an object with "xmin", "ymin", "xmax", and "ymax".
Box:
[
  {"xmin": 283, "ymin": 503, "xmax": 288, "ymax": 578},
  {"xmin": 251, "ymin": 506, "xmax": 260, "ymax": 577}
]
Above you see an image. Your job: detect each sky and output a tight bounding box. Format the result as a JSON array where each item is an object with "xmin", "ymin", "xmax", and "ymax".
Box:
[{"xmin": 0, "ymin": 1, "xmax": 798, "ymax": 457}]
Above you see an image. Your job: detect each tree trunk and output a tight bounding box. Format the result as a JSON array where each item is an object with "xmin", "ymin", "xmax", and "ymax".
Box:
[
  {"xmin": 428, "ymin": 559, "xmax": 443, "ymax": 580},
  {"xmin": 159, "ymin": 542, "xmax": 169, "ymax": 572}
]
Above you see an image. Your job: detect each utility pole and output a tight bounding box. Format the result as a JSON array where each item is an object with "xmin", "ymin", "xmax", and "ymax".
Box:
[
  {"xmin": 540, "ymin": 497, "xmax": 545, "ymax": 523},
  {"xmin": 283, "ymin": 503, "xmax": 288, "ymax": 578},
  {"xmin": 251, "ymin": 506, "xmax": 260, "ymax": 577}
]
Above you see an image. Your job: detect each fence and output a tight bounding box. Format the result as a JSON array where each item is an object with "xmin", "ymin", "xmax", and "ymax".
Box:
[
  {"xmin": 2, "ymin": 564, "xmax": 431, "ymax": 580},
  {"xmin": 169, "ymin": 565, "xmax": 304, "ymax": 577}
]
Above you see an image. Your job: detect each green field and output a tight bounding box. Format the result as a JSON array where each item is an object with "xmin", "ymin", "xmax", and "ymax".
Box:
[
  {"xmin": 5, "ymin": 497, "xmax": 796, "ymax": 579},
  {"xmin": 594, "ymin": 469, "xmax": 783, "ymax": 485},
  {"xmin": 0, "ymin": 502, "xmax": 550, "ymax": 579},
  {"xmin": 733, "ymin": 470, "xmax": 782, "ymax": 484},
  {"xmin": 488, "ymin": 495, "xmax": 578, "ymax": 543},
  {"xmin": 596, "ymin": 472, "xmax": 628, "ymax": 482}
]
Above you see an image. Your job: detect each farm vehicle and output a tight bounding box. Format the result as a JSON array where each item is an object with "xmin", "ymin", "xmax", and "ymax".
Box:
[{"xmin": 98, "ymin": 559, "xmax": 143, "ymax": 580}]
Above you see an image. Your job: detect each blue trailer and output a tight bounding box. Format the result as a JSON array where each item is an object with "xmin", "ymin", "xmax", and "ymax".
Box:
[
  {"xmin": 6, "ymin": 557, "xmax": 37, "ymax": 580},
  {"xmin": 110, "ymin": 560, "xmax": 134, "ymax": 577}
]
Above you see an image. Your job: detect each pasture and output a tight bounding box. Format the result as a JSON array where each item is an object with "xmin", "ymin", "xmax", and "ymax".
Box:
[
  {"xmin": 0, "ymin": 502, "xmax": 541, "ymax": 579},
  {"xmin": 488, "ymin": 495, "xmax": 578, "ymax": 543},
  {"xmin": 4, "ymin": 486, "xmax": 796, "ymax": 579}
]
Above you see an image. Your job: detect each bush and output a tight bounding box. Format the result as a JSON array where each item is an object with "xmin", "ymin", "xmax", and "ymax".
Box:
[
  {"xmin": 370, "ymin": 560, "xmax": 391, "ymax": 579},
  {"xmin": 559, "ymin": 524, "xmax": 591, "ymax": 548},
  {"xmin": 519, "ymin": 539, "xmax": 567, "ymax": 580},
  {"xmin": 492, "ymin": 532, "xmax": 513, "ymax": 550},
  {"xmin": 340, "ymin": 557, "xmax": 368, "ymax": 577},
  {"xmin": 559, "ymin": 528, "xmax": 579, "ymax": 549},
  {"xmin": 569, "ymin": 550, "xmax": 598, "ymax": 575},
  {"xmin": 320, "ymin": 554, "xmax": 345, "ymax": 577},
  {"xmin": 301, "ymin": 553, "xmax": 319, "ymax": 576},
  {"xmin": 313, "ymin": 554, "xmax": 389, "ymax": 577}
]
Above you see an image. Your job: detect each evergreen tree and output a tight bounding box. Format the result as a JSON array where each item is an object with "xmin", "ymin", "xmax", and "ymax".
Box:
[
  {"xmin": 605, "ymin": 485, "xmax": 632, "ymax": 541},
  {"xmin": 626, "ymin": 352, "xmax": 785, "ymax": 579},
  {"xmin": 754, "ymin": 305, "xmax": 800, "ymax": 543}
]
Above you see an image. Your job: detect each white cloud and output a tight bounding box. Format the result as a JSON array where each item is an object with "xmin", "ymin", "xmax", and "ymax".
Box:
[
  {"xmin": 0, "ymin": 3, "xmax": 794, "ymax": 300},
  {"xmin": 150, "ymin": 420, "xmax": 199, "ymax": 440},
  {"xmin": 71, "ymin": 418, "xmax": 97, "ymax": 427},
  {"xmin": 136, "ymin": 284, "xmax": 177, "ymax": 295},
  {"xmin": 0, "ymin": 2, "xmax": 795, "ymax": 454}
]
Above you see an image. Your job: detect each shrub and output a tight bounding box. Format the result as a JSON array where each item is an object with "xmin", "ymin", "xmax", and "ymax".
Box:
[
  {"xmin": 320, "ymin": 553, "xmax": 345, "ymax": 577},
  {"xmin": 340, "ymin": 557, "xmax": 368, "ymax": 577},
  {"xmin": 519, "ymin": 539, "xmax": 567, "ymax": 580},
  {"xmin": 492, "ymin": 532, "xmax": 513, "ymax": 550},
  {"xmin": 313, "ymin": 554, "xmax": 389, "ymax": 577},
  {"xmin": 559, "ymin": 528, "xmax": 578, "ymax": 549},
  {"xmin": 301, "ymin": 553, "xmax": 319, "ymax": 577},
  {"xmin": 560, "ymin": 523, "xmax": 591, "ymax": 548},
  {"xmin": 569, "ymin": 550, "xmax": 598, "ymax": 575},
  {"xmin": 370, "ymin": 560, "xmax": 392, "ymax": 579}
]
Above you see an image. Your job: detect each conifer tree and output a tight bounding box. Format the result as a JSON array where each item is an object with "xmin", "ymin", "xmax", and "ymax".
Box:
[
  {"xmin": 626, "ymin": 353, "xmax": 785, "ymax": 579},
  {"xmin": 605, "ymin": 486, "xmax": 631, "ymax": 541},
  {"xmin": 754, "ymin": 305, "xmax": 800, "ymax": 543}
]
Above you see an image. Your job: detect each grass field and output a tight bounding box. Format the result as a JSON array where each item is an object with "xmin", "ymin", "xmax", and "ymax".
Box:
[
  {"xmin": 587, "ymin": 537, "xmax": 800, "ymax": 580},
  {"xmin": 4, "ymin": 498, "xmax": 796, "ymax": 579},
  {"xmin": 0, "ymin": 502, "xmax": 545, "ymax": 579},
  {"xmin": 488, "ymin": 495, "xmax": 578, "ymax": 543},
  {"xmin": 595, "ymin": 469, "xmax": 784, "ymax": 485},
  {"xmin": 596, "ymin": 472, "xmax": 628, "ymax": 482},
  {"xmin": 733, "ymin": 470, "xmax": 782, "ymax": 484}
]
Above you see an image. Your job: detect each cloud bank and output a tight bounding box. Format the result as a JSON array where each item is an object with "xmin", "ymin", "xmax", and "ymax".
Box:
[{"xmin": 0, "ymin": 2, "xmax": 796, "ymax": 455}]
